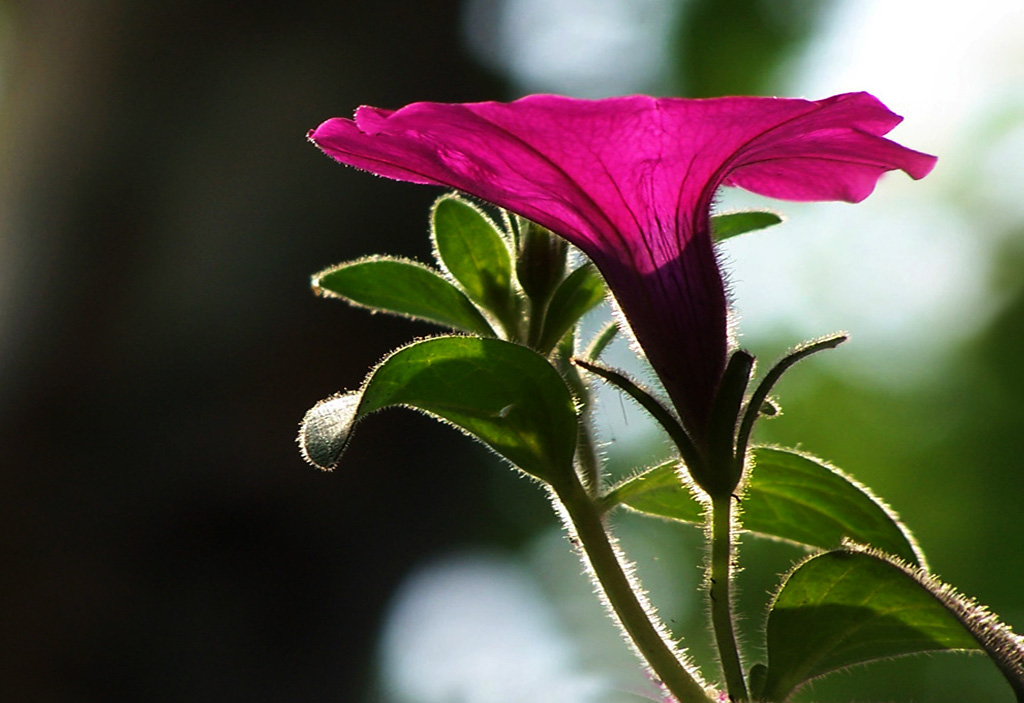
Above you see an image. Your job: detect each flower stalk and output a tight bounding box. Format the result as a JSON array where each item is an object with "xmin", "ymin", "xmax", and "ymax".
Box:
[{"xmin": 710, "ymin": 494, "xmax": 748, "ymax": 702}]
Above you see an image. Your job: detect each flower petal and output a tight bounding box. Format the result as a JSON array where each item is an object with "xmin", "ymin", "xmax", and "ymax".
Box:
[
  {"xmin": 309, "ymin": 92, "xmax": 935, "ymax": 438},
  {"xmin": 723, "ymin": 92, "xmax": 937, "ymax": 202}
]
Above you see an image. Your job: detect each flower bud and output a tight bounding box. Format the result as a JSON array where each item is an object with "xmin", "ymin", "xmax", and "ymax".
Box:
[{"xmin": 515, "ymin": 217, "xmax": 567, "ymax": 303}]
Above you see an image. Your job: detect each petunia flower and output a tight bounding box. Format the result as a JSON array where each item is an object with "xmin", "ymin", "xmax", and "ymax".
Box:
[{"xmin": 308, "ymin": 92, "xmax": 936, "ymax": 444}]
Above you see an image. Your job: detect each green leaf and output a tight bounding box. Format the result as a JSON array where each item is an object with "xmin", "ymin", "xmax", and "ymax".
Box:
[
  {"xmin": 537, "ymin": 264, "xmax": 606, "ymax": 353},
  {"xmin": 313, "ymin": 257, "xmax": 496, "ymax": 337},
  {"xmin": 431, "ymin": 194, "xmax": 516, "ymax": 327},
  {"xmin": 761, "ymin": 548, "xmax": 1024, "ymax": 701},
  {"xmin": 298, "ymin": 336, "xmax": 579, "ymax": 485},
  {"xmin": 743, "ymin": 447, "xmax": 923, "ymax": 564},
  {"xmin": 710, "ymin": 210, "xmax": 783, "ymax": 242},
  {"xmin": 747, "ymin": 663, "xmax": 768, "ymax": 702},
  {"xmin": 602, "ymin": 447, "xmax": 924, "ymax": 565},
  {"xmin": 583, "ymin": 321, "xmax": 618, "ymax": 362},
  {"xmin": 602, "ymin": 459, "xmax": 704, "ymax": 522}
]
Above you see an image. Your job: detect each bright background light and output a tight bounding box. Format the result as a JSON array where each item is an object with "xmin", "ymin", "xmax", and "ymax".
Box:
[
  {"xmin": 378, "ymin": 551, "xmax": 606, "ymax": 703},
  {"xmin": 462, "ymin": 0, "xmax": 681, "ymax": 96},
  {"xmin": 727, "ymin": 0, "xmax": 1024, "ymax": 382}
]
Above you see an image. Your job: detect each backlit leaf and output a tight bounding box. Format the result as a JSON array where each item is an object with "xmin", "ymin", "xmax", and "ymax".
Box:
[
  {"xmin": 431, "ymin": 194, "xmax": 516, "ymax": 328},
  {"xmin": 761, "ymin": 548, "xmax": 1024, "ymax": 701},
  {"xmin": 603, "ymin": 447, "xmax": 923, "ymax": 565},
  {"xmin": 298, "ymin": 336, "xmax": 578, "ymax": 485},
  {"xmin": 313, "ymin": 257, "xmax": 496, "ymax": 336},
  {"xmin": 537, "ymin": 263, "xmax": 606, "ymax": 353},
  {"xmin": 710, "ymin": 210, "xmax": 783, "ymax": 242}
]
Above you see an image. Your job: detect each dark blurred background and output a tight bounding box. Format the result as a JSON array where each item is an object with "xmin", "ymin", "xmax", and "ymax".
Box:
[{"xmin": 1, "ymin": 1, "xmax": 1022, "ymax": 701}]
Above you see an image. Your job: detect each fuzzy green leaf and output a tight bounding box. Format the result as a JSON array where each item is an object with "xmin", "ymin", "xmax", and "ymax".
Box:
[
  {"xmin": 583, "ymin": 322, "xmax": 618, "ymax": 362},
  {"xmin": 761, "ymin": 548, "xmax": 1024, "ymax": 701},
  {"xmin": 298, "ymin": 336, "xmax": 578, "ymax": 485},
  {"xmin": 603, "ymin": 447, "xmax": 923, "ymax": 565},
  {"xmin": 710, "ymin": 210, "xmax": 783, "ymax": 242},
  {"xmin": 601, "ymin": 458, "xmax": 705, "ymax": 522},
  {"xmin": 431, "ymin": 194, "xmax": 516, "ymax": 326},
  {"xmin": 313, "ymin": 257, "xmax": 496, "ymax": 336},
  {"xmin": 537, "ymin": 264, "xmax": 606, "ymax": 353}
]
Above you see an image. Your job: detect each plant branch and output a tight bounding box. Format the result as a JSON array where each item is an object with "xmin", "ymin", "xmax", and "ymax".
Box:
[{"xmin": 554, "ymin": 473, "xmax": 715, "ymax": 703}]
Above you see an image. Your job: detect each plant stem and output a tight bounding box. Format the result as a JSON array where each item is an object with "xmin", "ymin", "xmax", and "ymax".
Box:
[
  {"xmin": 574, "ymin": 414, "xmax": 601, "ymax": 495},
  {"xmin": 526, "ymin": 300, "xmax": 547, "ymax": 350},
  {"xmin": 558, "ymin": 349, "xmax": 601, "ymax": 495},
  {"xmin": 555, "ymin": 473, "xmax": 715, "ymax": 703},
  {"xmin": 710, "ymin": 495, "xmax": 748, "ymax": 702}
]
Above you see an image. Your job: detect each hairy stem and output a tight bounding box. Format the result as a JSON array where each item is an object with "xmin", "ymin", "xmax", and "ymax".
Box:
[
  {"xmin": 710, "ymin": 495, "xmax": 748, "ymax": 702},
  {"xmin": 574, "ymin": 414, "xmax": 601, "ymax": 495},
  {"xmin": 525, "ymin": 299, "xmax": 548, "ymax": 349},
  {"xmin": 555, "ymin": 474, "xmax": 715, "ymax": 703},
  {"xmin": 556, "ymin": 339, "xmax": 601, "ymax": 494}
]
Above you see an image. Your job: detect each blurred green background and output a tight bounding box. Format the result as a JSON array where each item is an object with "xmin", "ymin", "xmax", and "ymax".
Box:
[{"xmin": 1, "ymin": 1, "xmax": 1021, "ymax": 701}]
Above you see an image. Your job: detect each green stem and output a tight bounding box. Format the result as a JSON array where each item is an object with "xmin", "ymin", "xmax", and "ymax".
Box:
[
  {"xmin": 574, "ymin": 412, "xmax": 601, "ymax": 495},
  {"xmin": 556, "ymin": 338, "xmax": 601, "ymax": 494},
  {"xmin": 525, "ymin": 297, "xmax": 549, "ymax": 350},
  {"xmin": 555, "ymin": 474, "xmax": 715, "ymax": 703},
  {"xmin": 710, "ymin": 495, "xmax": 748, "ymax": 702}
]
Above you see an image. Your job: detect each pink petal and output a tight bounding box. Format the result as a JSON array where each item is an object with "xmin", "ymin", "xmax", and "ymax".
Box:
[{"xmin": 309, "ymin": 92, "xmax": 935, "ymax": 437}]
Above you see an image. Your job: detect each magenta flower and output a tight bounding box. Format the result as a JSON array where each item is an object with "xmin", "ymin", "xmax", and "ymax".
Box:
[{"xmin": 309, "ymin": 92, "xmax": 935, "ymax": 441}]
